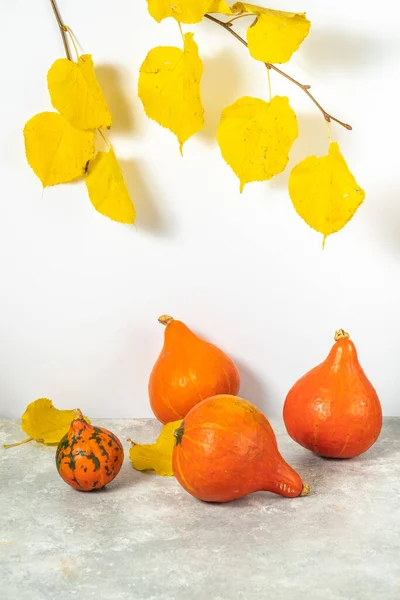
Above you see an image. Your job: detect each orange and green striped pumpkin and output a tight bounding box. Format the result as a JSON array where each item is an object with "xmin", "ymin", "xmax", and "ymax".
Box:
[{"xmin": 56, "ymin": 410, "xmax": 124, "ymax": 491}]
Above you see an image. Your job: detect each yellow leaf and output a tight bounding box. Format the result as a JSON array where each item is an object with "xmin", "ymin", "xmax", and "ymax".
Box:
[
  {"xmin": 3, "ymin": 399, "xmax": 90, "ymax": 448},
  {"xmin": 231, "ymin": 3, "xmax": 311, "ymax": 64},
  {"xmin": 208, "ymin": 0, "xmax": 233, "ymax": 13},
  {"xmin": 147, "ymin": 0, "xmax": 211, "ymax": 23},
  {"xmin": 217, "ymin": 95, "xmax": 298, "ymax": 191},
  {"xmin": 289, "ymin": 142, "xmax": 365, "ymax": 245},
  {"xmin": 139, "ymin": 33, "xmax": 204, "ymax": 152},
  {"xmin": 129, "ymin": 420, "xmax": 182, "ymax": 476},
  {"xmin": 85, "ymin": 149, "xmax": 135, "ymax": 224},
  {"xmin": 24, "ymin": 112, "xmax": 95, "ymax": 187},
  {"xmin": 47, "ymin": 54, "xmax": 112, "ymax": 130}
]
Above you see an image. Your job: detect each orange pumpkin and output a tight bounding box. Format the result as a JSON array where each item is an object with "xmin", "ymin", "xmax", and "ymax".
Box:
[
  {"xmin": 172, "ymin": 394, "xmax": 309, "ymax": 502},
  {"xmin": 149, "ymin": 315, "xmax": 240, "ymax": 424},
  {"xmin": 283, "ymin": 330, "xmax": 382, "ymax": 458},
  {"xmin": 56, "ymin": 410, "xmax": 124, "ymax": 491}
]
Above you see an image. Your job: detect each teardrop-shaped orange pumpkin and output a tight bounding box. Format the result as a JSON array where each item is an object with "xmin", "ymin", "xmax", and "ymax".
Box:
[
  {"xmin": 172, "ymin": 394, "xmax": 310, "ymax": 502},
  {"xmin": 149, "ymin": 316, "xmax": 240, "ymax": 424},
  {"xmin": 283, "ymin": 330, "xmax": 382, "ymax": 458},
  {"xmin": 56, "ymin": 410, "xmax": 124, "ymax": 491}
]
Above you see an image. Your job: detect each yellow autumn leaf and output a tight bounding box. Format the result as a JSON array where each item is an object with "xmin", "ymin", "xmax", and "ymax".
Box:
[
  {"xmin": 129, "ymin": 420, "xmax": 182, "ymax": 476},
  {"xmin": 208, "ymin": 0, "xmax": 232, "ymax": 13},
  {"xmin": 3, "ymin": 398, "xmax": 90, "ymax": 448},
  {"xmin": 85, "ymin": 149, "xmax": 135, "ymax": 224},
  {"xmin": 217, "ymin": 95, "xmax": 298, "ymax": 191},
  {"xmin": 231, "ymin": 3, "xmax": 311, "ymax": 64},
  {"xmin": 47, "ymin": 54, "xmax": 112, "ymax": 130},
  {"xmin": 289, "ymin": 142, "xmax": 365, "ymax": 245},
  {"xmin": 24, "ymin": 112, "xmax": 95, "ymax": 187},
  {"xmin": 147, "ymin": 0, "xmax": 211, "ymax": 23},
  {"xmin": 139, "ymin": 33, "xmax": 204, "ymax": 152}
]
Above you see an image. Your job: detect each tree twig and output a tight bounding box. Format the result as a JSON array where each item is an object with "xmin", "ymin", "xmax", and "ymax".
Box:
[
  {"xmin": 204, "ymin": 13, "xmax": 352, "ymax": 130},
  {"xmin": 49, "ymin": 0, "xmax": 72, "ymax": 60}
]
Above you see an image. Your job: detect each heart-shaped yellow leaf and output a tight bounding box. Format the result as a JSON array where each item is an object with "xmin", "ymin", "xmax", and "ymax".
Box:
[
  {"xmin": 139, "ymin": 33, "xmax": 204, "ymax": 152},
  {"xmin": 129, "ymin": 420, "xmax": 182, "ymax": 476},
  {"xmin": 289, "ymin": 142, "xmax": 365, "ymax": 246},
  {"xmin": 231, "ymin": 3, "xmax": 311, "ymax": 64},
  {"xmin": 147, "ymin": 0, "xmax": 211, "ymax": 23},
  {"xmin": 24, "ymin": 112, "xmax": 95, "ymax": 187},
  {"xmin": 47, "ymin": 54, "xmax": 112, "ymax": 130},
  {"xmin": 85, "ymin": 149, "xmax": 135, "ymax": 224},
  {"xmin": 3, "ymin": 399, "xmax": 90, "ymax": 448},
  {"xmin": 217, "ymin": 95, "xmax": 298, "ymax": 191}
]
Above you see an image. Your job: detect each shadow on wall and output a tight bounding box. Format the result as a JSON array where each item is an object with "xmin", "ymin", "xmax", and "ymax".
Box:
[
  {"xmin": 301, "ymin": 29, "xmax": 389, "ymax": 74},
  {"xmin": 234, "ymin": 359, "xmax": 272, "ymax": 416},
  {"xmin": 199, "ymin": 49, "xmax": 243, "ymax": 144},
  {"xmin": 118, "ymin": 159, "xmax": 176, "ymax": 238},
  {"xmin": 366, "ymin": 184, "xmax": 400, "ymax": 256},
  {"xmin": 95, "ymin": 65, "xmax": 135, "ymax": 134}
]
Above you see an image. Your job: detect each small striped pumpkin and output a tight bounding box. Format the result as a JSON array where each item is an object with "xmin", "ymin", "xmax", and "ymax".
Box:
[{"xmin": 56, "ymin": 410, "xmax": 124, "ymax": 491}]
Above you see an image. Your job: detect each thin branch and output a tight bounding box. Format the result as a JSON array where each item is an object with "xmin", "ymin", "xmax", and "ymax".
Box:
[
  {"xmin": 204, "ymin": 13, "xmax": 352, "ymax": 130},
  {"xmin": 49, "ymin": 0, "xmax": 72, "ymax": 60}
]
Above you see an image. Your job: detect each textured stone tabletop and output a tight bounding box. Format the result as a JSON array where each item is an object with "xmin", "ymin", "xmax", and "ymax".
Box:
[{"xmin": 1, "ymin": 418, "xmax": 399, "ymax": 600}]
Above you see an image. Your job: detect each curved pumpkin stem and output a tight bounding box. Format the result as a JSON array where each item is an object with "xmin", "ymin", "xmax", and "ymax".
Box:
[
  {"xmin": 173, "ymin": 422, "xmax": 185, "ymax": 446},
  {"xmin": 158, "ymin": 315, "xmax": 174, "ymax": 326},
  {"xmin": 334, "ymin": 329, "xmax": 350, "ymax": 342},
  {"xmin": 299, "ymin": 483, "xmax": 311, "ymax": 497},
  {"xmin": 74, "ymin": 409, "xmax": 85, "ymax": 420}
]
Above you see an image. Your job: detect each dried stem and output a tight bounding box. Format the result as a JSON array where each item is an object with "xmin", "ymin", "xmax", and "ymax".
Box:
[
  {"xmin": 204, "ymin": 14, "xmax": 352, "ymax": 130},
  {"xmin": 300, "ymin": 483, "xmax": 311, "ymax": 497},
  {"xmin": 74, "ymin": 409, "xmax": 84, "ymax": 420},
  {"xmin": 49, "ymin": 0, "xmax": 72, "ymax": 60},
  {"xmin": 158, "ymin": 315, "xmax": 174, "ymax": 326},
  {"xmin": 3, "ymin": 437, "xmax": 33, "ymax": 449}
]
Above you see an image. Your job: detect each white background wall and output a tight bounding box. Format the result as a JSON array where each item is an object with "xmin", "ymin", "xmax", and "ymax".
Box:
[{"xmin": 1, "ymin": 0, "xmax": 399, "ymax": 418}]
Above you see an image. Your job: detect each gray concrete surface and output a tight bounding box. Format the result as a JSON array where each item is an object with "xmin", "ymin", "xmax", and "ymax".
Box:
[{"xmin": 0, "ymin": 417, "xmax": 399, "ymax": 600}]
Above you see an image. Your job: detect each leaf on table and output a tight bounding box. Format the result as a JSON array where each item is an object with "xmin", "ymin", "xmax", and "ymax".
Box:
[
  {"xmin": 147, "ymin": 0, "xmax": 212, "ymax": 23},
  {"xmin": 23, "ymin": 112, "xmax": 95, "ymax": 187},
  {"xmin": 217, "ymin": 95, "xmax": 298, "ymax": 191},
  {"xmin": 47, "ymin": 54, "xmax": 112, "ymax": 130},
  {"xmin": 207, "ymin": 0, "xmax": 233, "ymax": 14},
  {"xmin": 139, "ymin": 33, "xmax": 204, "ymax": 153},
  {"xmin": 3, "ymin": 399, "xmax": 90, "ymax": 449},
  {"xmin": 289, "ymin": 142, "xmax": 365, "ymax": 246},
  {"xmin": 85, "ymin": 149, "xmax": 136, "ymax": 224},
  {"xmin": 231, "ymin": 3, "xmax": 311, "ymax": 64},
  {"xmin": 129, "ymin": 420, "xmax": 182, "ymax": 476}
]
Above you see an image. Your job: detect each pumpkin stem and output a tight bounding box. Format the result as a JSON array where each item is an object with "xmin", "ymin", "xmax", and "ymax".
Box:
[
  {"xmin": 74, "ymin": 409, "xmax": 85, "ymax": 420},
  {"xmin": 3, "ymin": 436, "xmax": 33, "ymax": 449},
  {"xmin": 334, "ymin": 329, "xmax": 350, "ymax": 342},
  {"xmin": 299, "ymin": 483, "xmax": 311, "ymax": 497},
  {"xmin": 173, "ymin": 422, "xmax": 184, "ymax": 446},
  {"xmin": 158, "ymin": 315, "xmax": 174, "ymax": 326}
]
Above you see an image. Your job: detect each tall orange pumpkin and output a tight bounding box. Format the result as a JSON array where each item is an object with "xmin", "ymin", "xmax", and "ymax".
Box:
[
  {"xmin": 283, "ymin": 330, "xmax": 382, "ymax": 458},
  {"xmin": 173, "ymin": 394, "xmax": 310, "ymax": 502},
  {"xmin": 149, "ymin": 316, "xmax": 240, "ymax": 424}
]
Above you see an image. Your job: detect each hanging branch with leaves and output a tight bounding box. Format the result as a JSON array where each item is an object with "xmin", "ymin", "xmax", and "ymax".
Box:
[
  {"xmin": 139, "ymin": 1, "xmax": 365, "ymax": 246},
  {"xmin": 23, "ymin": 0, "xmax": 135, "ymax": 224}
]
